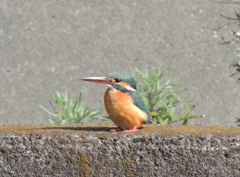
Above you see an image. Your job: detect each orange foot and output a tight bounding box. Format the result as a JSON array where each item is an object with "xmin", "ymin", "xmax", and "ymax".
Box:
[
  {"xmin": 110, "ymin": 127, "xmax": 123, "ymax": 132},
  {"xmin": 123, "ymin": 127, "xmax": 138, "ymax": 133}
]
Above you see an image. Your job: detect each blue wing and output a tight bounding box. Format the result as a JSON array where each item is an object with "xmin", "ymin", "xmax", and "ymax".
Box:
[{"xmin": 128, "ymin": 92, "xmax": 152, "ymax": 123}]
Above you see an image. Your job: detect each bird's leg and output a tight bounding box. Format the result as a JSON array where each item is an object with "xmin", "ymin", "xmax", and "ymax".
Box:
[
  {"xmin": 123, "ymin": 126, "xmax": 138, "ymax": 133},
  {"xmin": 110, "ymin": 126, "xmax": 139, "ymax": 133},
  {"xmin": 110, "ymin": 126, "xmax": 123, "ymax": 132}
]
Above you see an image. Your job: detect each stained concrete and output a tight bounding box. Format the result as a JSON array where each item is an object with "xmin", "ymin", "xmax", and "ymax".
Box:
[{"xmin": 0, "ymin": 125, "xmax": 239, "ymax": 176}]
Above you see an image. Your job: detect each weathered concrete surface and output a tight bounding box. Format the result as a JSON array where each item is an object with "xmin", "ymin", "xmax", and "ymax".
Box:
[{"xmin": 0, "ymin": 125, "xmax": 239, "ymax": 176}]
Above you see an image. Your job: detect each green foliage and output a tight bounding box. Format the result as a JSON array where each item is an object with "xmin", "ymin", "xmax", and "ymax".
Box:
[
  {"xmin": 132, "ymin": 68, "xmax": 203, "ymax": 125},
  {"xmin": 40, "ymin": 91, "xmax": 110, "ymax": 125},
  {"xmin": 229, "ymin": 48, "xmax": 240, "ymax": 77},
  {"xmin": 229, "ymin": 49, "xmax": 240, "ymax": 127},
  {"xmin": 216, "ymin": 10, "xmax": 240, "ymax": 126},
  {"xmin": 235, "ymin": 118, "xmax": 240, "ymax": 127}
]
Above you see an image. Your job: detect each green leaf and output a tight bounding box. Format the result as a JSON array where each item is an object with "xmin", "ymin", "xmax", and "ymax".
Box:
[
  {"xmin": 39, "ymin": 105, "xmax": 58, "ymax": 117},
  {"xmin": 150, "ymin": 111, "xmax": 159, "ymax": 116},
  {"xmin": 182, "ymin": 119, "xmax": 188, "ymax": 125},
  {"xmin": 156, "ymin": 116, "xmax": 164, "ymax": 125},
  {"xmin": 229, "ymin": 71, "xmax": 240, "ymax": 77},
  {"xmin": 181, "ymin": 105, "xmax": 195, "ymax": 118}
]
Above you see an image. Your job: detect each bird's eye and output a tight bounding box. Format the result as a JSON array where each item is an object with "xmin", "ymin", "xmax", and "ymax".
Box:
[{"xmin": 115, "ymin": 78, "xmax": 121, "ymax": 82}]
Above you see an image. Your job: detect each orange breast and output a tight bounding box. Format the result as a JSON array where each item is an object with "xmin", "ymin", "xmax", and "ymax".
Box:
[{"xmin": 104, "ymin": 88, "xmax": 147, "ymax": 130}]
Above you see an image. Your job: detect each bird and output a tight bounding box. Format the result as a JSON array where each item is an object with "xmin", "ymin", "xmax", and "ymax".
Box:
[{"xmin": 81, "ymin": 72, "xmax": 151, "ymax": 132}]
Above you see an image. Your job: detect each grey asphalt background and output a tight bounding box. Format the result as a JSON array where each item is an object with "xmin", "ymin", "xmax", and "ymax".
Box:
[{"xmin": 1, "ymin": 0, "xmax": 240, "ymax": 126}]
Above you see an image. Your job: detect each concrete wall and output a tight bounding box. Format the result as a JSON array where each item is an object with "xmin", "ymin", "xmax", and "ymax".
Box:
[
  {"xmin": 0, "ymin": 125, "xmax": 239, "ymax": 176},
  {"xmin": 1, "ymin": 1, "xmax": 240, "ymax": 126}
]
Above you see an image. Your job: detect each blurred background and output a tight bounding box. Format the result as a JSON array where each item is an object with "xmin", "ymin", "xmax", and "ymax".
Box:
[{"xmin": 0, "ymin": 0, "xmax": 240, "ymax": 126}]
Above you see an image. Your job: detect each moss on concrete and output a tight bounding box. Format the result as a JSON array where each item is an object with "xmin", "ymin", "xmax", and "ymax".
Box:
[{"xmin": 0, "ymin": 124, "xmax": 239, "ymax": 136}]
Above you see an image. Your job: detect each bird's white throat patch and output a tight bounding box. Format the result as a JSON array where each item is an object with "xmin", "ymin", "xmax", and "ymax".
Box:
[{"xmin": 107, "ymin": 84, "xmax": 117, "ymax": 91}]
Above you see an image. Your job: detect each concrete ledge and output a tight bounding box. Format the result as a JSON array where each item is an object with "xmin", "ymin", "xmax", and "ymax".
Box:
[{"xmin": 0, "ymin": 125, "xmax": 239, "ymax": 176}]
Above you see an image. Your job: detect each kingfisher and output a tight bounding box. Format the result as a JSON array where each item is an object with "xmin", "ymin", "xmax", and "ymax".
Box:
[{"xmin": 82, "ymin": 72, "xmax": 151, "ymax": 132}]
